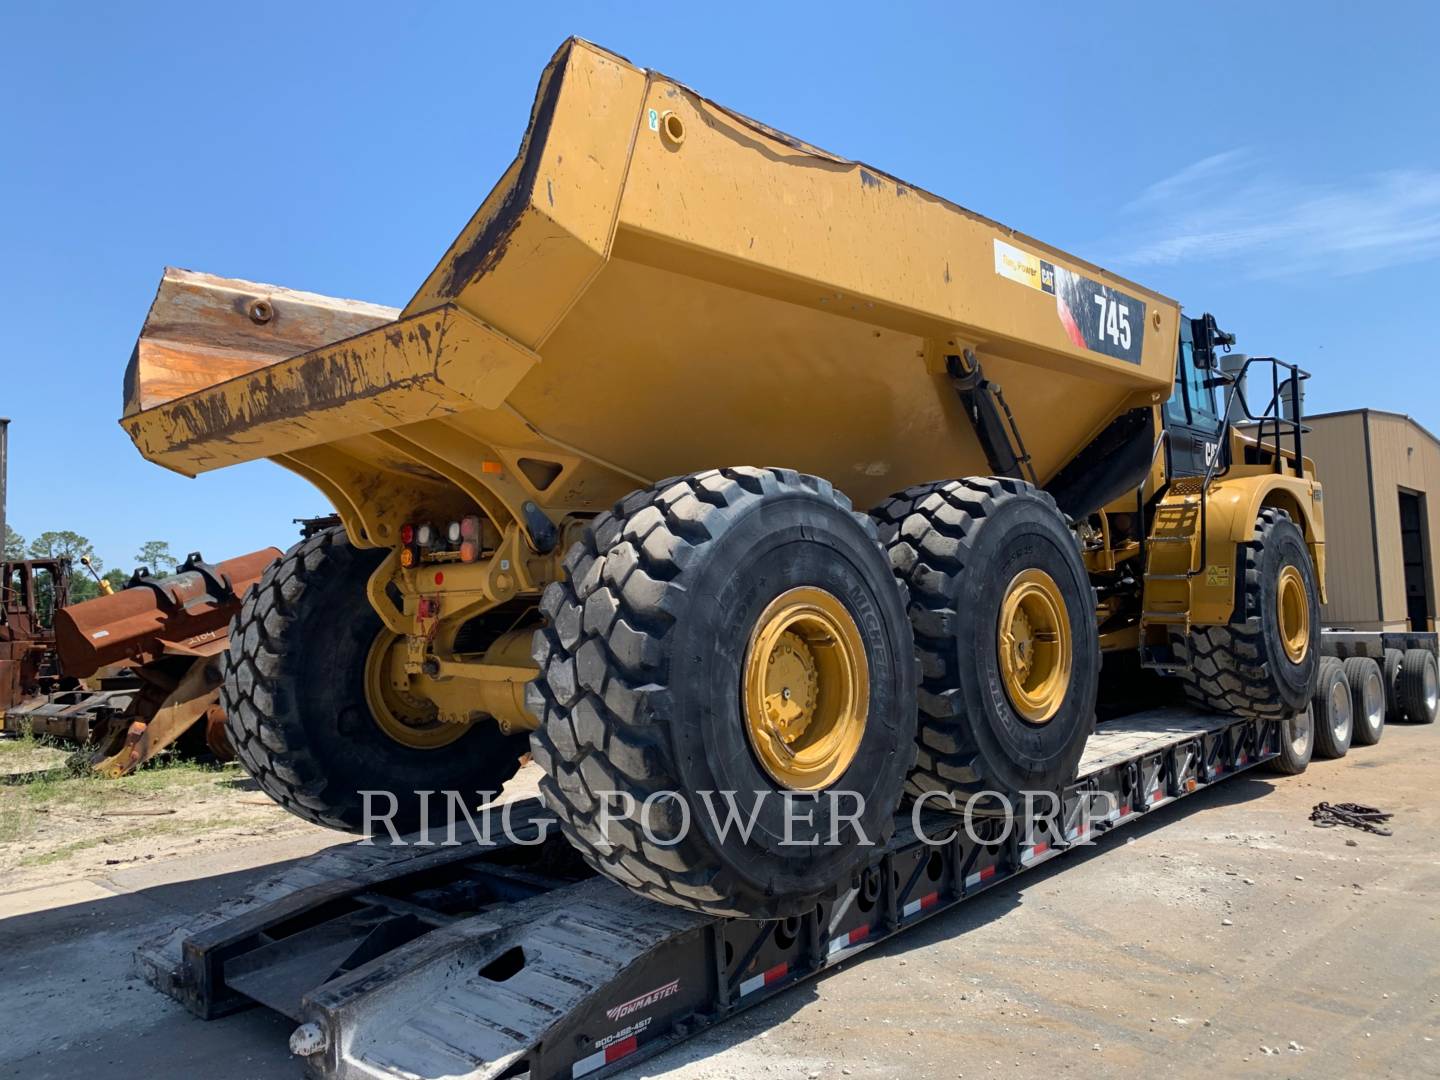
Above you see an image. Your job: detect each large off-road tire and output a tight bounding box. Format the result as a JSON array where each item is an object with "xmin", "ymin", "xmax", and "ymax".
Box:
[
  {"xmin": 1398, "ymin": 648, "xmax": 1439, "ymax": 724},
  {"xmin": 527, "ymin": 468, "xmax": 916, "ymax": 919},
  {"xmin": 1268, "ymin": 704, "xmax": 1314, "ymax": 776},
  {"xmin": 876, "ymin": 477, "xmax": 1099, "ymax": 808},
  {"xmin": 1341, "ymin": 656, "xmax": 1385, "ymax": 747},
  {"xmin": 223, "ymin": 527, "xmax": 528, "ymax": 832},
  {"xmin": 1310, "ymin": 657, "xmax": 1353, "ymax": 759},
  {"xmin": 1172, "ymin": 508, "xmax": 1320, "ymax": 719}
]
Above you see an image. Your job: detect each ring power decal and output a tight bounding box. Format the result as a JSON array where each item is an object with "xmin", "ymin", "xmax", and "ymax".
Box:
[
  {"xmin": 993, "ymin": 238, "xmax": 1054, "ymax": 294},
  {"xmin": 993, "ymin": 239, "xmax": 1145, "ymax": 364}
]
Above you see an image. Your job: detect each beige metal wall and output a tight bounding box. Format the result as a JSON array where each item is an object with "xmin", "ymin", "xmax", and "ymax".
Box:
[
  {"xmin": 1304, "ymin": 412, "xmax": 1381, "ymax": 627},
  {"xmin": 1304, "ymin": 410, "xmax": 1440, "ymax": 631}
]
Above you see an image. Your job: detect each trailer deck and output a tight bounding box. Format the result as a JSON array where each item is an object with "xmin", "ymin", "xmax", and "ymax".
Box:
[{"xmin": 137, "ymin": 707, "xmax": 1281, "ymax": 1080}]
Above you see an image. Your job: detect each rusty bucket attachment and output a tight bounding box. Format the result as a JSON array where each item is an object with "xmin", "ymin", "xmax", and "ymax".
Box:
[{"xmin": 51, "ymin": 548, "xmax": 280, "ymax": 776}]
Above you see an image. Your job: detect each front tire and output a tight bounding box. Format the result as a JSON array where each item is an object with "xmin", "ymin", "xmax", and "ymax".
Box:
[
  {"xmin": 1173, "ymin": 508, "xmax": 1320, "ymax": 719},
  {"xmin": 222, "ymin": 527, "xmax": 528, "ymax": 832},
  {"xmin": 528, "ymin": 468, "xmax": 916, "ymax": 919}
]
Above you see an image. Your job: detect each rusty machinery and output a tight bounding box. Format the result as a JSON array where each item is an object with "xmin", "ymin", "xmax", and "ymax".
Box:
[
  {"xmin": 51, "ymin": 549, "xmax": 280, "ymax": 775},
  {"xmin": 0, "ymin": 556, "xmax": 74, "ymax": 713}
]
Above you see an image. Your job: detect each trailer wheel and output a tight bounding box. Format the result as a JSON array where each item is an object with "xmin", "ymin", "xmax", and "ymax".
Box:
[
  {"xmin": 528, "ymin": 468, "xmax": 916, "ymax": 919},
  {"xmin": 1310, "ymin": 657, "xmax": 1353, "ymax": 759},
  {"xmin": 1341, "ymin": 656, "xmax": 1385, "ymax": 746},
  {"xmin": 1382, "ymin": 648, "xmax": 1406, "ymax": 723},
  {"xmin": 1398, "ymin": 648, "xmax": 1439, "ymax": 724},
  {"xmin": 222, "ymin": 527, "xmax": 528, "ymax": 832},
  {"xmin": 1172, "ymin": 508, "xmax": 1320, "ymax": 720},
  {"xmin": 1268, "ymin": 704, "xmax": 1314, "ymax": 775},
  {"xmin": 878, "ymin": 477, "xmax": 1099, "ymax": 809}
]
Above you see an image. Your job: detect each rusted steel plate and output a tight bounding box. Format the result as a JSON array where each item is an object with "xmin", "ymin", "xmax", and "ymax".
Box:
[{"xmin": 124, "ymin": 268, "xmax": 399, "ymax": 416}]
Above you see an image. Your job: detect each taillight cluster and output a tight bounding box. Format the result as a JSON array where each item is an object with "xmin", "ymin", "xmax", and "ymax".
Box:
[{"xmin": 399, "ymin": 515, "xmax": 484, "ymax": 567}]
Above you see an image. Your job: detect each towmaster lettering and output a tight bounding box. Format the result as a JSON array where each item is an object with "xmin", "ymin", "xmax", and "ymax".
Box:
[{"xmin": 605, "ymin": 978, "xmax": 680, "ymax": 1022}]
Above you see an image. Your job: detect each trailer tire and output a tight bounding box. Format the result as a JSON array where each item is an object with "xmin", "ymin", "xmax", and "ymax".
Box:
[
  {"xmin": 1398, "ymin": 649, "xmax": 1439, "ymax": 724},
  {"xmin": 1342, "ymin": 656, "xmax": 1388, "ymax": 748},
  {"xmin": 1341, "ymin": 656, "xmax": 1385, "ymax": 746},
  {"xmin": 1311, "ymin": 657, "xmax": 1353, "ymax": 759},
  {"xmin": 1382, "ymin": 648, "xmax": 1406, "ymax": 723},
  {"xmin": 1172, "ymin": 508, "xmax": 1320, "ymax": 720},
  {"xmin": 528, "ymin": 468, "xmax": 917, "ymax": 919},
  {"xmin": 222, "ymin": 527, "xmax": 528, "ymax": 833},
  {"xmin": 1268, "ymin": 704, "xmax": 1314, "ymax": 776},
  {"xmin": 878, "ymin": 477, "xmax": 1099, "ymax": 810}
]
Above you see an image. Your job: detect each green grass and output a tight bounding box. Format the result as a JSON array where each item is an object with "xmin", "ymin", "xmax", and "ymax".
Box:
[
  {"xmin": 0, "ymin": 726, "xmax": 68, "ymax": 765},
  {"xmin": 4, "ymin": 754, "xmax": 229, "ymax": 804}
]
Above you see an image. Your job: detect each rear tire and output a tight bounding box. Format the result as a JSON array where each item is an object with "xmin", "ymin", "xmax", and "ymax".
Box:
[
  {"xmin": 1382, "ymin": 648, "xmax": 1405, "ymax": 722},
  {"xmin": 1398, "ymin": 649, "xmax": 1439, "ymax": 724},
  {"xmin": 1172, "ymin": 508, "xmax": 1320, "ymax": 719},
  {"xmin": 1268, "ymin": 705, "xmax": 1314, "ymax": 775},
  {"xmin": 878, "ymin": 478, "xmax": 1099, "ymax": 809},
  {"xmin": 222, "ymin": 527, "xmax": 528, "ymax": 832},
  {"xmin": 1311, "ymin": 657, "xmax": 1353, "ymax": 759},
  {"xmin": 1341, "ymin": 656, "xmax": 1385, "ymax": 746},
  {"xmin": 528, "ymin": 468, "xmax": 917, "ymax": 919}
]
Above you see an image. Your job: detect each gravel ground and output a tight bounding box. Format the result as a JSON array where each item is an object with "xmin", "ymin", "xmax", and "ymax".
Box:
[{"xmin": 0, "ymin": 724, "xmax": 1435, "ymax": 1080}]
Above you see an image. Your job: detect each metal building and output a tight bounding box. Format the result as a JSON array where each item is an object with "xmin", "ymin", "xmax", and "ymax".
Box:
[{"xmin": 1303, "ymin": 409, "xmax": 1439, "ymax": 632}]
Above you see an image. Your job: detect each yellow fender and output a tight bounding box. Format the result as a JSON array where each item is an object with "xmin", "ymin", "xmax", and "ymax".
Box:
[{"xmin": 1186, "ymin": 471, "xmax": 1327, "ymax": 625}]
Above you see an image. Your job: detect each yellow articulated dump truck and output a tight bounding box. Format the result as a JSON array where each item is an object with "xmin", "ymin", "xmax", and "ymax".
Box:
[{"xmin": 122, "ymin": 39, "xmax": 1325, "ymax": 919}]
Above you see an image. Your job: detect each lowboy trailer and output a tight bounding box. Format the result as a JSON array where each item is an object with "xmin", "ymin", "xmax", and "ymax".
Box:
[{"xmin": 139, "ymin": 680, "xmax": 1433, "ymax": 1080}]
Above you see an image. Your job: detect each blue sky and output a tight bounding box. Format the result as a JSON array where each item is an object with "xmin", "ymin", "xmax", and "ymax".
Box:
[{"xmin": 2, "ymin": 3, "xmax": 1437, "ymax": 573}]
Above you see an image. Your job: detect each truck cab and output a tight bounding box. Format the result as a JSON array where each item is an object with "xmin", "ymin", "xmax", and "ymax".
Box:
[{"xmin": 1162, "ymin": 314, "xmax": 1232, "ymax": 479}]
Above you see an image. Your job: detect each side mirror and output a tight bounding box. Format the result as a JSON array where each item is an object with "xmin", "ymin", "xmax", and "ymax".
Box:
[{"xmin": 1191, "ymin": 313, "xmax": 1235, "ymax": 369}]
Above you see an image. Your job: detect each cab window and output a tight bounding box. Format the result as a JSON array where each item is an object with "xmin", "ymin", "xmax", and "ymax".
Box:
[
  {"xmin": 1164, "ymin": 353, "xmax": 1189, "ymax": 426},
  {"xmin": 1182, "ymin": 341, "xmax": 1220, "ymax": 426},
  {"xmin": 1166, "ymin": 338, "xmax": 1221, "ymax": 430}
]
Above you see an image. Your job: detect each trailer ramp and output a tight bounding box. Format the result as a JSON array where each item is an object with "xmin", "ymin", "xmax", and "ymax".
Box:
[{"xmin": 139, "ymin": 709, "xmax": 1281, "ymax": 1079}]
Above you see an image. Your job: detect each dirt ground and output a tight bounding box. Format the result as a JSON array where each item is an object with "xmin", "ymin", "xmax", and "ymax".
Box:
[
  {"xmin": 0, "ymin": 734, "xmax": 330, "ymax": 891},
  {"xmin": 0, "ymin": 723, "xmax": 1436, "ymax": 1080}
]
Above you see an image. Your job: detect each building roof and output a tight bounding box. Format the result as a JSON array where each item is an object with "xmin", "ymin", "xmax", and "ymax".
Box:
[{"xmin": 1305, "ymin": 408, "xmax": 1440, "ymax": 453}]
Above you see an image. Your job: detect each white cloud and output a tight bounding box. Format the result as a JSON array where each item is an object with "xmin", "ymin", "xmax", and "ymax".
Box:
[{"xmin": 1106, "ymin": 150, "xmax": 1440, "ymax": 278}]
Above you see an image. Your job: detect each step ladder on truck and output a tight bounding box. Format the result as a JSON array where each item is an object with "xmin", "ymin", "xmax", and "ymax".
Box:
[{"xmin": 116, "ymin": 37, "xmax": 1440, "ymax": 1080}]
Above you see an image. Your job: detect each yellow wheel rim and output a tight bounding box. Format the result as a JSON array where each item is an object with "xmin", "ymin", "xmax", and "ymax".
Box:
[
  {"xmin": 997, "ymin": 569, "xmax": 1072, "ymax": 724},
  {"xmin": 1277, "ymin": 565, "xmax": 1311, "ymax": 664},
  {"xmin": 363, "ymin": 630, "xmax": 471, "ymax": 750},
  {"xmin": 742, "ymin": 587, "xmax": 869, "ymax": 790}
]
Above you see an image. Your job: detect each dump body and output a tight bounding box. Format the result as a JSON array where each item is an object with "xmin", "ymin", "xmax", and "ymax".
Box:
[{"xmin": 123, "ymin": 39, "xmax": 1179, "ymax": 546}]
